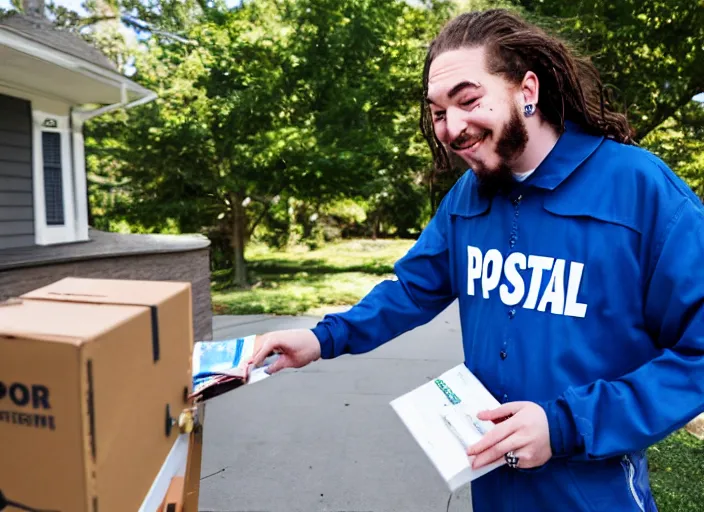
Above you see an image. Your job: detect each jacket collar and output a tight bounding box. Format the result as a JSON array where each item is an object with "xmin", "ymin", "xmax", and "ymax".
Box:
[
  {"xmin": 447, "ymin": 170, "xmax": 491, "ymax": 217},
  {"xmin": 447, "ymin": 121, "xmax": 604, "ymax": 217},
  {"xmin": 524, "ymin": 120, "xmax": 604, "ymax": 190}
]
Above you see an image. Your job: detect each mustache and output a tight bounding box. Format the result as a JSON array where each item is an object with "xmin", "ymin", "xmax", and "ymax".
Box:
[{"xmin": 450, "ymin": 130, "xmax": 488, "ymax": 151}]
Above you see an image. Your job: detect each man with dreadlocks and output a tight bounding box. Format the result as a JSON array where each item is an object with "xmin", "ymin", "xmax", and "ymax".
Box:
[{"xmin": 251, "ymin": 8, "xmax": 704, "ymax": 512}]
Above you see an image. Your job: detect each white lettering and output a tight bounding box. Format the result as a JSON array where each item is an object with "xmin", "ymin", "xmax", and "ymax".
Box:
[
  {"xmin": 565, "ymin": 262, "xmax": 588, "ymax": 318},
  {"xmin": 464, "ymin": 246, "xmax": 587, "ymax": 318},
  {"xmin": 500, "ymin": 252, "xmax": 526, "ymax": 306},
  {"xmin": 482, "ymin": 249, "xmax": 503, "ymax": 299},
  {"xmin": 538, "ymin": 258, "xmax": 566, "ymax": 314},
  {"xmin": 524, "ymin": 256, "xmax": 554, "ymax": 310},
  {"xmin": 467, "ymin": 246, "xmax": 483, "ymax": 296}
]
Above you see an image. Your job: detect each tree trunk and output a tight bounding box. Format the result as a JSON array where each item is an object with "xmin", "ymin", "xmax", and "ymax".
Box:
[{"xmin": 231, "ymin": 193, "xmax": 248, "ymax": 288}]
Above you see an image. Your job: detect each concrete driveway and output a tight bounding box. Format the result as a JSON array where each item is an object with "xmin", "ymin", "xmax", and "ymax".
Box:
[{"xmin": 198, "ymin": 300, "xmax": 475, "ymax": 512}]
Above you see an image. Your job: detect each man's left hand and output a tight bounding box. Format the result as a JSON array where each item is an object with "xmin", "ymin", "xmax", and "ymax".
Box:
[{"xmin": 466, "ymin": 401, "xmax": 552, "ymax": 470}]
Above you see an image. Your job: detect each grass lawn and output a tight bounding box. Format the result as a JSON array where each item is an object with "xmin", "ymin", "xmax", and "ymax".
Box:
[
  {"xmin": 211, "ymin": 238, "xmax": 704, "ymax": 509},
  {"xmin": 211, "ymin": 238, "xmax": 414, "ymax": 316},
  {"xmin": 648, "ymin": 428, "xmax": 704, "ymax": 511}
]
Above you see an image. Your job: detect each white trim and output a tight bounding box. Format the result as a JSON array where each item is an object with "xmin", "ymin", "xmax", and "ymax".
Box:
[
  {"xmin": 138, "ymin": 434, "xmax": 189, "ymax": 512},
  {"xmin": 71, "ymin": 114, "xmax": 89, "ymax": 241},
  {"xmin": 0, "ymin": 26, "xmax": 153, "ymax": 99},
  {"xmin": 72, "ymin": 89, "xmax": 158, "ymax": 122},
  {"xmin": 0, "ymin": 77, "xmax": 78, "ymax": 105},
  {"xmin": 32, "ymin": 109, "xmax": 77, "ymax": 245}
]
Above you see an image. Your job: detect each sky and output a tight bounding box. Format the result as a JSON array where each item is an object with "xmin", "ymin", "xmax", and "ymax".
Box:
[{"xmin": 0, "ymin": 0, "xmax": 87, "ymax": 13}]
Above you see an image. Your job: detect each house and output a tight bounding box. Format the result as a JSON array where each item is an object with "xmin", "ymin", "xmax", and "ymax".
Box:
[{"xmin": 0, "ymin": 7, "xmax": 212, "ymax": 340}]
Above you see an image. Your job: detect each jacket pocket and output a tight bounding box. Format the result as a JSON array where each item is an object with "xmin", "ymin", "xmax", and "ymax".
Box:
[
  {"xmin": 542, "ymin": 193, "xmax": 641, "ymax": 235},
  {"xmin": 564, "ymin": 458, "xmax": 646, "ymax": 512}
]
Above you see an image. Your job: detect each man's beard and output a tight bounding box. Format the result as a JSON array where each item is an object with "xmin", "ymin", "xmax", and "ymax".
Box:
[{"xmin": 454, "ymin": 106, "xmax": 529, "ymax": 197}]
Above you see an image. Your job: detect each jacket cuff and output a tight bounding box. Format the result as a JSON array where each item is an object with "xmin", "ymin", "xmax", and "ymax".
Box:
[
  {"xmin": 540, "ymin": 397, "xmax": 579, "ymax": 458},
  {"xmin": 311, "ymin": 324, "xmax": 335, "ymax": 360}
]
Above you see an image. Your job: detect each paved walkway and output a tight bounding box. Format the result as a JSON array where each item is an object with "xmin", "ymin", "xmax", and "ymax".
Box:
[{"xmin": 199, "ymin": 301, "xmax": 475, "ymax": 512}]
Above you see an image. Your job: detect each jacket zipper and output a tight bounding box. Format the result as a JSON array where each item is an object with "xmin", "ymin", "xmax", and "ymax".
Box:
[
  {"xmin": 500, "ymin": 192, "xmax": 522, "ymax": 402},
  {"xmin": 622, "ymin": 455, "xmax": 645, "ymax": 512},
  {"xmin": 508, "ymin": 193, "xmax": 522, "ymax": 250}
]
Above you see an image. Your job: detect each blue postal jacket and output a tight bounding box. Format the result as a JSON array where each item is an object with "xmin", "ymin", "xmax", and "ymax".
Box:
[{"xmin": 311, "ymin": 121, "xmax": 704, "ymax": 512}]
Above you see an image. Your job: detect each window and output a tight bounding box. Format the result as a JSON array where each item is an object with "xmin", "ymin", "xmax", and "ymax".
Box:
[{"xmin": 42, "ymin": 131, "xmax": 65, "ymax": 225}]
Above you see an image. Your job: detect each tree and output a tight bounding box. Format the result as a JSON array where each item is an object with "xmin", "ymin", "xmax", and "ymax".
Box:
[
  {"xmin": 641, "ymin": 101, "xmax": 704, "ymax": 198},
  {"xmin": 83, "ymin": 0, "xmax": 440, "ymax": 287},
  {"xmin": 515, "ymin": 0, "xmax": 704, "ymax": 142}
]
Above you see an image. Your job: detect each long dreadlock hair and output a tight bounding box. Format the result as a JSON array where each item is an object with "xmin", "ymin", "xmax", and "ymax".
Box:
[{"xmin": 420, "ymin": 9, "xmax": 635, "ymax": 174}]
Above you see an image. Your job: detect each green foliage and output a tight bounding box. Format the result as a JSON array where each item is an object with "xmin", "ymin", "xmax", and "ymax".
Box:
[
  {"xmin": 367, "ymin": 176, "xmax": 430, "ymax": 238},
  {"xmin": 515, "ymin": 0, "xmax": 704, "ymax": 141},
  {"xmin": 82, "ymin": 0, "xmax": 447, "ymax": 284},
  {"xmin": 322, "ymin": 199, "xmax": 368, "ymax": 226},
  {"xmin": 641, "ymin": 101, "xmax": 704, "ymax": 198}
]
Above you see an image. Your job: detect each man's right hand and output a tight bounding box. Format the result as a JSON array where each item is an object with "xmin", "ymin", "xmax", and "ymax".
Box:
[{"xmin": 249, "ymin": 328, "xmax": 322, "ymax": 374}]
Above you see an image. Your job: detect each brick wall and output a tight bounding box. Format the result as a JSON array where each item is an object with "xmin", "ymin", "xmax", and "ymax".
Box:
[{"xmin": 0, "ymin": 248, "xmax": 213, "ymax": 341}]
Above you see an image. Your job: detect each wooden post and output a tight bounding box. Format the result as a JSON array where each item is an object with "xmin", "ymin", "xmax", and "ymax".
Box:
[
  {"xmin": 157, "ymin": 477, "xmax": 184, "ymax": 512},
  {"xmin": 182, "ymin": 402, "xmax": 206, "ymax": 511}
]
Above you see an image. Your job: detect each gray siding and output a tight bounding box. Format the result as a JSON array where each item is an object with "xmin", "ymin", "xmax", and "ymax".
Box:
[{"xmin": 0, "ymin": 93, "xmax": 34, "ymax": 249}]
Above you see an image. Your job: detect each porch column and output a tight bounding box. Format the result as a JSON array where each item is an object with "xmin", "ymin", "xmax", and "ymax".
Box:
[{"xmin": 71, "ymin": 113, "xmax": 89, "ymax": 241}]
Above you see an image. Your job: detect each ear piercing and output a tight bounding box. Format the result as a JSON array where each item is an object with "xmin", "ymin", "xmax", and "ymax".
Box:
[{"xmin": 524, "ymin": 104, "xmax": 536, "ymax": 117}]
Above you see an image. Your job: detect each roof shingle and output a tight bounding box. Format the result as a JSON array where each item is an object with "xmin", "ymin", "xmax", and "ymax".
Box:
[{"xmin": 0, "ymin": 12, "xmax": 118, "ymax": 72}]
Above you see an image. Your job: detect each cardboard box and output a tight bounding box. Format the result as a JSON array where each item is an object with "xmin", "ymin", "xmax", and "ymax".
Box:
[{"xmin": 0, "ymin": 277, "xmax": 194, "ymax": 512}]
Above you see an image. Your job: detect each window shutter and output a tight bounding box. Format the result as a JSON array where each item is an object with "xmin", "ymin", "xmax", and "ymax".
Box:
[{"xmin": 42, "ymin": 131, "xmax": 64, "ymax": 226}]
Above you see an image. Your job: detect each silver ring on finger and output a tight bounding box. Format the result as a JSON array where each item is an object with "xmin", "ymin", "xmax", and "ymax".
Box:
[{"xmin": 505, "ymin": 451, "xmax": 520, "ymax": 469}]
